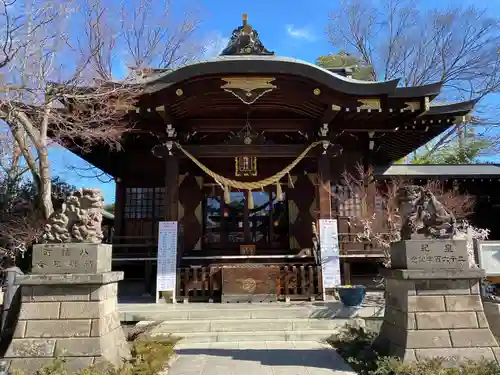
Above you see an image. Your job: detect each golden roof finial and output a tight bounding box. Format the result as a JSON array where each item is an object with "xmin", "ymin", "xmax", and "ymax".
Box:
[{"xmin": 242, "ymin": 13, "xmax": 248, "ymax": 22}]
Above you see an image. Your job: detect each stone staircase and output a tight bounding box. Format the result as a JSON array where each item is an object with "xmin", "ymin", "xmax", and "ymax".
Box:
[{"xmin": 119, "ymin": 300, "xmax": 384, "ymax": 343}]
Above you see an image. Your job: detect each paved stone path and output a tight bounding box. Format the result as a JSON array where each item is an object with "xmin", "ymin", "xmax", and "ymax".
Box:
[{"xmin": 168, "ymin": 341, "xmax": 356, "ymax": 375}]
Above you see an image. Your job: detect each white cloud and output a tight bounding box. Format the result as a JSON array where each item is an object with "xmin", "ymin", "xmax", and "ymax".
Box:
[
  {"xmin": 285, "ymin": 25, "xmax": 316, "ymax": 42},
  {"xmin": 203, "ymin": 35, "xmax": 230, "ymax": 59}
]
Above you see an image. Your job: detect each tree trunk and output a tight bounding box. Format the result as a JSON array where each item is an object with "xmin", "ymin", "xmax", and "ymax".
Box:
[
  {"xmin": 38, "ymin": 102, "xmax": 54, "ymax": 220},
  {"xmin": 37, "ymin": 147, "xmax": 53, "ymax": 220}
]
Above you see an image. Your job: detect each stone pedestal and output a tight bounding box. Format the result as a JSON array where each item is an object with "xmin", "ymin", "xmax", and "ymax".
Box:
[
  {"xmin": 4, "ymin": 244, "xmax": 131, "ymax": 373},
  {"xmin": 376, "ymin": 267, "xmax": 500, "ymax": 364}
]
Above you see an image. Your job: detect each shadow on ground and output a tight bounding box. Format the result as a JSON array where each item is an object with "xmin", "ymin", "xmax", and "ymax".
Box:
[{"xmin": 174, "ymin": 347, "xmax": 353, "ymax": 372}]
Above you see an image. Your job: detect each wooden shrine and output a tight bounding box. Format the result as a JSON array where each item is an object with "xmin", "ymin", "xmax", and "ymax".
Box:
[{"xmin": 64, "ymin": 14, "xmax": 480, "ymax": 302}]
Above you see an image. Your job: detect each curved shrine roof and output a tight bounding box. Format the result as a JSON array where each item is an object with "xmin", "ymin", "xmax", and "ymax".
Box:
[
  {"xmin": 131, "ymin": 55, "xmax": 444, "ymax": 99},
  {"xmin": 119, "ymin": 13, "xmax": 476, "ymax": 117},
  {"xmin": 60, "ymin": 14, "xmax": 481, "ymax": 174}
]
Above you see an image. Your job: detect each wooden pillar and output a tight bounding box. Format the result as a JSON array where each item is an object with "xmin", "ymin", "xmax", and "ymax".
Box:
[
  {"xmin": 317, "ymin": 153, "xmax": 332, "ymax": 219},
  {"xmin": 363, "ymin": 133, "xmax": 376, "ymax": 248},
  {"xmin": 244, "ymin": 190, "xmax": 251, "ymax": 243},
  {"xmin": 342, "ymin": 261, "xmax": 352, "ymax": 285},
  {"xmin": 149, "ymin": 152, "xmax": 179, "ymax": 297},
  {"xmin": 165, "ymin": 155, "xmax": 179, "ymax": 221},
  {"xmin": 165, "ymin": 153, "xmax": 179, "ymax": 251},
  {"xmin": 113, "ymin": 179, "xmax": 125, "ymax": 237},
  {"xmin": 220, "ymin": 193, "xmax": 227, "ymax": 248}
]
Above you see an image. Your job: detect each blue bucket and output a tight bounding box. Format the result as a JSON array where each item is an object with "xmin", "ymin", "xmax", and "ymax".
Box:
[{"xmin": 337, "ymin": 286, "xmax": 366, "ymax": 307}]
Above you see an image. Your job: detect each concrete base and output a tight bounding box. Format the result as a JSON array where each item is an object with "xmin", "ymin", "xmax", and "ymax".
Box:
[
  {"xmin": 4, "ymin": 272, "xmax": 131, "ymax": 373},
  {"xmin": 375, "ymin": 268, "xmax": 500, "ymax": 364}
]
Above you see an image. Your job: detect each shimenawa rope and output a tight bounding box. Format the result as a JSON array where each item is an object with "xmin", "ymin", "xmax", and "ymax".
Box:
[{"xmin": 174, "ymin": 141, "xmax": 321, "ymax": 208}]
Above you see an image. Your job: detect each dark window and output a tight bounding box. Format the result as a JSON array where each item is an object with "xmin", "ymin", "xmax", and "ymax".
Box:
[
  {"xmin": 124, "ymin": 187, "xmax": 165, "ymax": 219},
  {"xmin": 203, "ymin": 188, "xmax": 289, "ymax": 249},
  {"xmin": 204, "ymin": 196, "xmax": 221, "ymax": 245}
]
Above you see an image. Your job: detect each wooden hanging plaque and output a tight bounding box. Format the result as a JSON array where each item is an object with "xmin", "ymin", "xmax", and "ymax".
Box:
[{"xmin": 235, "ymin": 156, "xmax": 257, "ymax": 176}]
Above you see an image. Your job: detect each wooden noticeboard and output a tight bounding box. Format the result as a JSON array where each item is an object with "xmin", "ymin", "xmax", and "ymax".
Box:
[
  {"xmin": 319, "ymin": 219, "xmax": 341, "ymax": 298},
  {"xmin": 156, "ymin": 221, "xmax": 178, "ymax": 303}
]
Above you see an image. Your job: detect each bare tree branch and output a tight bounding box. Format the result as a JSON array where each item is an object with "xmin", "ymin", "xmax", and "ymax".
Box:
[{"xmin": 328, "ymin": 1, "xmax": 500, "ymax": 162}]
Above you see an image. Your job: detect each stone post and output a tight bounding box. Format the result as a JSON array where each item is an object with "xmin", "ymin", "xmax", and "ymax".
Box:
[
  {"xmin": 3, "ymin": 243, "xmax": 131, "ymax": 373},
  {"xmin": 375, "ymin": 239, "xmax": 500, "ymax": 364}
]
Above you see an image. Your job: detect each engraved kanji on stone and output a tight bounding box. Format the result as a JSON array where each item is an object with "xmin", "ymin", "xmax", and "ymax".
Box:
[
  {"xmin": 80, "ymin": 248, "xmax": 89, "ymax": 256},
  {"xmin": 444, "ymin": 244, "xmax": 454, "ymax": 253},
  {"xmin": 420, "ymin": 244, "xmax": 429, "ymax": 252},
  {"xmin": 434, "ymin": 256, "xmax": 442, "ymax": 262},
  {"xmin": 458, "ymin": 256, "xmax": 466, "ymax": 263},
  {"xmin": 411, "ymin": 256, "xmax": 419, "ymax": 264},
  {"xmin": 53, "ymin": 260, "xmax": 62, "ymax": 268},
  {"xmin": 43, "ymin": 248, "xmax": 52, "ymax": 256},
  {"xmin": 62, "ymin": 248, "xmax": 70, "ymax": 256},
  {"xmin": 83, "ymin": 260, "xmax": 93, "ymax": 269},
  {"xmin": 35, "ymin": 261, "xmax": 47, "ymax": 268},
  {"xmin": 68, "ymin": 260, "xmax": 78, "ymax": 268}
]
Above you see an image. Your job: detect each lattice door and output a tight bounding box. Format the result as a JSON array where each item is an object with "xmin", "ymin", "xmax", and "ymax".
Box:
[
  {"xmin": 178, "ymin": 175, "xmax": 204, "ymax": 252},
  {"xmin": 287, "ymin": 174, "xmax": 317, "ymax": 250}
]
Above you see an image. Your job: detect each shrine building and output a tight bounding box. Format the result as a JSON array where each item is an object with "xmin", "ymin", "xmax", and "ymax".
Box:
[{"xmin": 67, "ymin": 14, "xmax": 491, "ymax": 302}]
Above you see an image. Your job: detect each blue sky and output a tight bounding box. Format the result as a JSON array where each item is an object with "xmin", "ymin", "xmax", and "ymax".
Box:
[{"xmin": 49, "ymin": 0, "xmax": 500, "ymax": 204}]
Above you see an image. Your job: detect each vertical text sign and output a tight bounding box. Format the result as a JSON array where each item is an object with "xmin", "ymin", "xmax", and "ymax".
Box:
[
  {"xmin": 319, "ymin": 219, "xmax": 342, "ymax": 296},
  {"xmin": 156, "ymin": 221, "xmax": 178, "ymax": 303}
]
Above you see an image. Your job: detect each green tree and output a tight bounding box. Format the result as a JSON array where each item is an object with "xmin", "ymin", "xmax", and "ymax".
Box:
[
  {"xmin": 316, "ymin": 52, "xmax": 375, "ymax": 81},
  {"xmin": 400, "ymin": 128, "xmax": 491, "ymax": 164}
]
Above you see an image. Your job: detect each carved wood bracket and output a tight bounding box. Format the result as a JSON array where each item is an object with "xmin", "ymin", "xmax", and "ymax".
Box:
[{"xmin": 221, "ymin": 77, "xmax": 277, "ymax": 105}]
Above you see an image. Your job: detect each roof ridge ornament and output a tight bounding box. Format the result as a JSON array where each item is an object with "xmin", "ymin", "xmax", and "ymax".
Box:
[{"xmin": 220, "ymin": 13, "xmax": 275, "ymax": 56}]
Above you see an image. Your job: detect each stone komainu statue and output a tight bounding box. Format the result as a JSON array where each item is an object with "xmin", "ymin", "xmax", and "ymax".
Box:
[
  {"xmin": 397, "ymin": 185, "xmax": 456, "ymax": 240},
  {"xmin": 41, "ymin": 188, "xmax": 104, "ymax": 244}
]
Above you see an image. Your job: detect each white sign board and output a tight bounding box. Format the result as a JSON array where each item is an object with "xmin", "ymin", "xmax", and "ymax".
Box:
[
  {"xmin": 477, "ymin": 241, "xmax": 500, "ymax": 277},
  {"xmin": 319, "ymin": 219, "xmax": 342, "ymax": 297},
  {"xmin": 156, "ymin": 221, "xmax": 178, "ymax": 303}
]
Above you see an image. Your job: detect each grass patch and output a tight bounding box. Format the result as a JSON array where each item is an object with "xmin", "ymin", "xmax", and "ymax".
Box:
[{"xmin": 327, "ymin": 324, "xmax": 500, "ymax": 375}]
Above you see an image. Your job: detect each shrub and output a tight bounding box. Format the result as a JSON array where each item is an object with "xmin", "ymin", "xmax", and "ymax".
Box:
[
  {"xmin": 327, "ymin": 324, "xmax": 381, "ymax": 374},
  {"xmin": 11, "ymin": 336, "xmax": 179, "ymax": 375},
  {"xmin": 374, "ymin": 357, "xmax": 500, "ymax": 375},
  {"xmin": 327, "ymin": 324, "xmax": 500, "ymax": 375}
]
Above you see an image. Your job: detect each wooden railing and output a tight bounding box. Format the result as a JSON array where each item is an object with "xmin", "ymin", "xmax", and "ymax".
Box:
[
  {"xmin": 278, "ymin": 265, "xmax": 323, "ymax": 301},
  {"xmin": 112, "ymin": 236, "xmax": 156, "ymax": 258},
  {"xmin": 177, "ymin": 267, "xmax": 222, "ymax": 302},
  {"xmin": 176, "ymin": 264, "xmax": 323, "ymax": 302}
]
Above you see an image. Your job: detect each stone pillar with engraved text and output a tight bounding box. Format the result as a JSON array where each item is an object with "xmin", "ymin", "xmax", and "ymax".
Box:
[
  {"xmin": 2, "ymin": 189, "xmax": 130, "ymax": 373},
  {"xmin": 375, "ymin": 185, "xmax": 500, "ymax": 364}
]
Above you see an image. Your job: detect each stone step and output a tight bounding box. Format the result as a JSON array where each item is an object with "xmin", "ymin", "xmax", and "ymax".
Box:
[
  {"xmin": 149, "ymin": 318, "xmax": 350, "ymax": 334},
  {"xmin": 119, "ymin": 303, "xmax": 384, "ymax": 322},
  {"xmin": 151, "ymin": 329, "xmax": 336, "ymax": 343}
]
